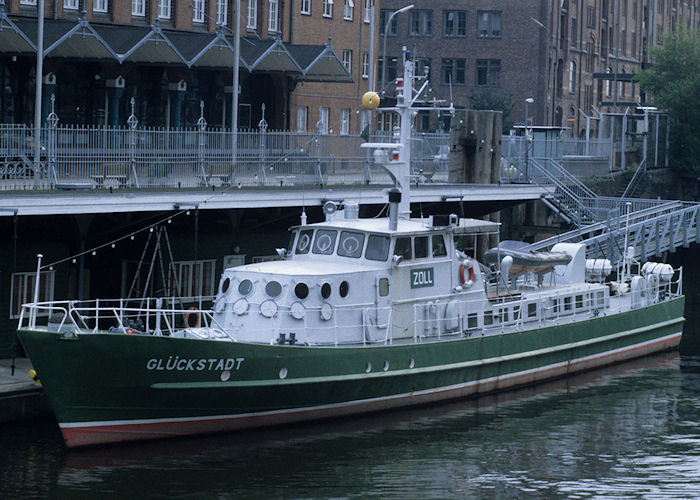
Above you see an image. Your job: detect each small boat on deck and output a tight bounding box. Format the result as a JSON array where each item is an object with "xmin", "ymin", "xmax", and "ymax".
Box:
[{"xmin": 16, "ymin": 49, "xmax": 685, "ymax": 448}]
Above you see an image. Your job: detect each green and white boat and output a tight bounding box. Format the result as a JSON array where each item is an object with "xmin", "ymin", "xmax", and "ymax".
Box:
[{"xmin": 17, "ymin": 50, "xmax": 685, "ymax": 448}]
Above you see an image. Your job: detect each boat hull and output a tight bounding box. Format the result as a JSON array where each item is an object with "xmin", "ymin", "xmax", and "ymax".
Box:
[{"xmin": 18, "ymin": 297, "xmax": 684, "ymax": 448}]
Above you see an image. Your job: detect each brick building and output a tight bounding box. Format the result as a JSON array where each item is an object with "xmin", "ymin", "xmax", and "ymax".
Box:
[
  {"xmin": 0, "ymin": 0, "xmax": 373, "ymax": 132},
  {"xmin": 379, "ymin": 0, "xmax": 698, "ymax": 137}
]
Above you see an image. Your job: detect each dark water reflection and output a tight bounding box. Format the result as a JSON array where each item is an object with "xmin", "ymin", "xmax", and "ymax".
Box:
[{"xmin": 2, "ymin": 351, "xmax": 700, "ymax": 499}]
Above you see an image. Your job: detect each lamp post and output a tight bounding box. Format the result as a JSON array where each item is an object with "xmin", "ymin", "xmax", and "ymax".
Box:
[
  {"xmin": 524, "ymin": 97, "xmax": 534, "ymax": 130},
  {"xmin": 232, "ymin": 0, "xmax": 241, "ymax": 166},
  {"xmin": 33, "ymin": 0, "xmax": 44, "ymax": 188},
  {"xmin": 380, "ymin": 4, "xmax": 413, "ymax": 96},
  {"xmin": 524, "ymin": 97, "xmax": 534, "ymax": 179}
]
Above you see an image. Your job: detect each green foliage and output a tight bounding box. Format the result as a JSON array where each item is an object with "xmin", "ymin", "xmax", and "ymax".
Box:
[
  {"xmin": 635, "ymin": 29, "xmax": 700, "ymax": 174},
  {"xmin": 467, "ymin": 88, "xmax": 514, "ymax": 133}
]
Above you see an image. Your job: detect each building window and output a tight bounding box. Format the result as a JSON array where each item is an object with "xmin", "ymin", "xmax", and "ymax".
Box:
[
  {"xmin": 605, "ymin": 67, "xmax": 612, "ymax": 97},
  {"xmin": 586, "ymin": 6, "xmax": 595, "ymax": 27},
  {"xmin": 415, "ymin": 57, "xmax": 431, "ymax": 78},
  {"xmin": 301, "ymin": 0, "xmax": 310, "ymax": 15},
  {"xmin": 193, "ymin": 0, "xmax": 205, "ymax": 22},
  {"xmin": 477, "ymin": 11, "xmax": 501, "ymax": 38},
  {"xmin": 297, "ymin": 106, "xmax": 308, "ymax": 132},
  {"xmin": 340, "ymin": 108, "xmax": 350, "ymax": 135},
  {"xmin": 442, "ymin": 58, "xmax": 465, "ymax": 85},
  {"xmin": 443, "ymin": 11, "xmax": 466, "ymax": 37},
  {"xmin": 318, "ymin": 107, "xmax": 329, "ymax": 134},
  {"xmin": 585, "ymin": 41, "xmax": 593, "ymax": 71},
  {"xmin": 378, "ymin": 56, "xmax": 397, "ymax": 84},
  {"xmin": 571, "ymin": 16, "xmax": 577, "ymax": 44},
  {"xmin": 157, "ymin": 0, "xmax": 171, "ymax": 19},
  {"xmin": 268, "ymin": 0, "xmax": 279, "ymax": 32},
  {"xmin": 64, "ymin": 0, "xmax": 79, "ymax": 9},
  {"xmin": 409, "ymin": 10, "xmax": 433, "ymax": 36},
  {"xmin": 342, "ymin": 50, "xmax": 352, "ymax": 72},
  {"xmin": 364, "ymin": 0, "xmax": 371, "ymax": 23},
  {"xmin": 217, "ymin": 0, "xmax": 228, "ymax": 25},
  {"xmin": 10, "ymin": 271, "xmax": 55, "ymax": 319},
  {"xmin": 344, "ymin": 0, "xmax": 354, "ymax": 20},
  {"xmin": 360, "ymin": 109, "xmax": 370, "ymax": 132},
  {"xmin": 362, "ymin": 52, "xmax": 369, "ymax": 78},
  {"xmin": 323, "ymin": 0, "xmax": 333, "ymax": 18},
  {"xmin": 569, "ymin": 61, "xmax": 576, "ymax": 93},
  {"xmin": 94, "ymin": 0, "xmax": 108, "ymax": 13},
  {"xmin": 20, "ymin": 0, "xmax": 38, "ymax": 5},
  {"xmin": 584, "ymin": 82, "xmax": 593, "ymax": 114},
  {"xmin": 476, "ymin": 59, "xmax": 501, "ymax": 87},
  {"xmin": 379, "ymin": 10, "xmax": 398, "ymax": 35},
  {"xmin": 132, "ymin": 0, "xmax": 145, "ymax": 16},
  {"xmin": 248, "ymin": 0, "xmax": 258, "ymax": 29},
  {"xmin": 169, "ymin": 260, "xmax": 216, "ymax": 298}
]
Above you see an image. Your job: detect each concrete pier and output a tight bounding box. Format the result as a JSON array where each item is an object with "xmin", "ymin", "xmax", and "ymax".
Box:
[{"xmin": 0, "ymin": 358, "xmax": 51, "ymax": 423}]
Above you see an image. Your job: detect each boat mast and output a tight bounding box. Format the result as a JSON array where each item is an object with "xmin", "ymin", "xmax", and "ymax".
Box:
[{"xmin": 394, "ymin": 48, "xmax": 415, "ymax": 219}]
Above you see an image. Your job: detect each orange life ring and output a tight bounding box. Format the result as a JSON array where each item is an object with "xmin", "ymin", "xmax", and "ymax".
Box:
[
  {"xmin": 185, "ymin": 307, "xmax": 201, "ymax": 328},
  {"xmin": 459, "ymin": 261, "xmax": 475, "ymax": 286}
]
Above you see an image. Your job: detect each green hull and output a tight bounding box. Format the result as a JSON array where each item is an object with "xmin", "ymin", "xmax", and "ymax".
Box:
[{"xmin": 18, "ymin": 297, "xmax": 684, "ymax": 447}]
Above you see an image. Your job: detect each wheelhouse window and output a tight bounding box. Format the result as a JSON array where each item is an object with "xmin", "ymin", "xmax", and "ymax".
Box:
[
  {"xmin": 432, "ymin": 234, "xmax": 447, "ymax": 256},
  {"xmin": 296, "ymin": 229, "xmax": 313, "ymax": 254},
  {"xmin": 338, "ymin": 231, "xmax": 365, "ymax": 258},
  {"xmin": 312, "ymin": 230, "xmax": 337, "ymax": 255},
  {"xmin": 10, "ymin": 270, "xmax": 55, "ymax": 319},
  {"xmin": 366, "ymin": 235, "xmax": 391, "ymax": 261},
  {"xmin": 394, "ymin": 237, "xmax": 412, "ymax": 260},
  {"xmin": 414, "ymin": 236, "xmax": 428, "ymax": 259}
]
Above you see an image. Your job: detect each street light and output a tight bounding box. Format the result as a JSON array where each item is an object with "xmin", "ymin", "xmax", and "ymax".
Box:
[
  {"xmin": 524, "ymin": 97, "xmax": 534, "ymax": 130},
  {"xmin": 380, "ymin": 4, "xmax": 414, "ymax": 96}
]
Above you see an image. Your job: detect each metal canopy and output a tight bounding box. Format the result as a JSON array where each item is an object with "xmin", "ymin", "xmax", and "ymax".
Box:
[
  {"xmin": 242, "ymin": 38, "xmax": 301, "ymax": 74},
  {"xmin": 171, "ymin": 30, "xmax": 240, "ymax": 69},
  {"xmin": 117, "ymin": 22, "xmax": 186, "ymax": 64},
  {"xmin": 0, "ymin": 13, "xmax": 36, "ymax": 54},
  {"xmin": 3, "ymin": 15, "xmax": 355, "ymax": 82},
  {"xmin": 289, "ymin": 44, "xmax": 353, "ymax": 82},
  {"xmin": 44, "ymin": 17, "xmax": 118, "ymax": 60}
]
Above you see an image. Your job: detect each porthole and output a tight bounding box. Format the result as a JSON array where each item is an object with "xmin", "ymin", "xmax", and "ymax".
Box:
[
  {"xmin": 279, "ymin": 368, "xmax": 288, "ymax": 379},
  {"xmin": 409, "ymin": 358, "xmax": 415, "ymax": 369},
  {"xmin": 221, "ymin": 277, "xmax": 231, "ymax": 294},
  {"xmin": 339, "ymin": 281, "xmax": 349, "ymax": 298},
  {"xmin": 238, "ymin": 279, "xmax": 253, "ymax": 296},
  {"xmin": 321, "ymin": 282, "xmax": 331, "ymax": 299},
  {"xmin": 265, "ymin": 281, "xmax": 282, "ymax": 297},
  {"xmin": 295, "ymin": 282, "xmax": 309, "ymax": 299},
  {"xmin": 364, "ymin": 362, "xmax": 372, "ymax": 373},
  {"xmin": 221, "ymin": 370, "xmax": 231, "ymax": 381},
  {"xmin": 383, "ymin": 360, "xmax": 389, "ymax": 371}
]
